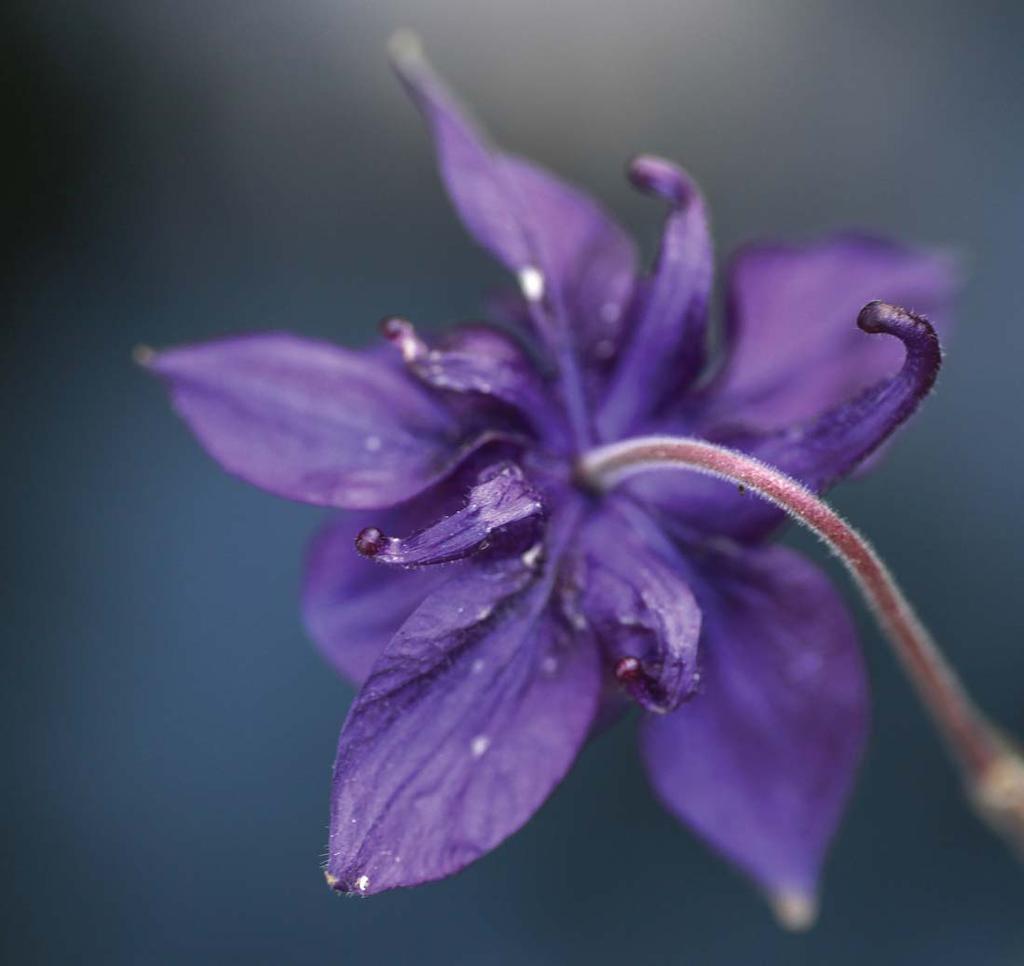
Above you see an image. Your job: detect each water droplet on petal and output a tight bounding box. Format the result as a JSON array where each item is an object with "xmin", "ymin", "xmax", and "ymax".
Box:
[
  {"xmin": 354, "ymin": 874, "xmax": 371, "ymax": 893},
  {"xmin": 521, "ymin": 543, "xmax": 543, "ymax": 570},
  {"xmin": 517, "ymin": 265, "xmax": 545, "ymax": 302},
  {"xmin": 470, "ymin": 735, "xmax": 490, "ymax": 758}
]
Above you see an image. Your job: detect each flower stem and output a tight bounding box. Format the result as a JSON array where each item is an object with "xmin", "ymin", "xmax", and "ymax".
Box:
[{"xmin": 578, "ymin": 434, "xmax": 1024, "ymax": 858}]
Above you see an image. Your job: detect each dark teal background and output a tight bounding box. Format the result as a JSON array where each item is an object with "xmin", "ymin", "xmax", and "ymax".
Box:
[{"xmin": 6, "ymin": 1, "xmax": 1023, "ymax": 962}]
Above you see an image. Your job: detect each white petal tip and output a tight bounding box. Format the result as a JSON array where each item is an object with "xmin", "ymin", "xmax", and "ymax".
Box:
[
  {"xmin": 770, "ymin": 890, "xmax": 818, "ymax": 932},
  {"xmin": 388, "ymin": 29, "xmax": 424, "ymax": 69}
]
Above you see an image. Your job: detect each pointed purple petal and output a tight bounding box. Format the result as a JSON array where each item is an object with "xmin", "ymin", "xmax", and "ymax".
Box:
[
  {"xmin": 599, "ymin": 157, "xmax": 713, "ymax": 437},
  {"xmin": 144, "ymin": 333, "xmax": 472, "ymax": 509},
  {"xmin": 325, "ymin": 555, "xmax": 600, "ymax": 894},
  {"xmin": 632, "ymin": 301, "xmax": 943, "ymax": 541},
  {"xmin": 569, "ymin": 508, "xmax": 701, "ymax": 713},
  {"xmin": 390, "ymin": 34, "xmax": 532, "ymax": 275},
  {"xmin": 302, "ymin": 513, "xmax": 454, "ymax": 685},
  {"xmin": 496, "ymin": 156, "xmax": 638, "ymax": 366},
  {"xmin": 708, "ymin": 233, "xmax": 957, "ymax": 430},
  {"xmin": 483, "ymin": 285, "xmax": 534, "ymax": 333},
  {"xmin": 354, "ymin": 461, "xmax": 544, "ymax": 567},
  {"xmin": 640, "ymin": 542, "xmax": 868, "ymax": 905},
  {"xmin": 390, "ymin": 37, "xmax": 636, "ymax": 369}
]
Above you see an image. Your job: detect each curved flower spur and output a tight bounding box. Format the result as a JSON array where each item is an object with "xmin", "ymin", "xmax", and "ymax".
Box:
[{"xmin": 140, "ymin": 33, "xmax": 1024, "ymax": 928}]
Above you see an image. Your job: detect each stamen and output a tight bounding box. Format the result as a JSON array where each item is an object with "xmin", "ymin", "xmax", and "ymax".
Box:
[{"xmin": 578, "ymin": 428, "xmax": 1024, "ymax": 862}]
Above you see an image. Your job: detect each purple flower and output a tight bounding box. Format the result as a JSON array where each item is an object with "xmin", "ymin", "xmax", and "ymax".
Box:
[{"xmin": 144, "ymin": 36, "xmax": 956, "ymax": 919}]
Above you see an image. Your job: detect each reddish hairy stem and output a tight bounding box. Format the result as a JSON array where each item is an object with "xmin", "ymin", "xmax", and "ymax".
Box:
[{"xmin": 579, "ymin": 435, "xmax": 1024, "ymax": 855}]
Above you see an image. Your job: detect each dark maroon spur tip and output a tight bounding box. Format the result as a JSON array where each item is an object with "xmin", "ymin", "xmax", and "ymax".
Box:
[
  {"xmin": 379, "ymin": 316, "xmax": 426, "ymax": 363},
  {"xmin": 614, "ymin": 655, "xmax": 645, "ymax": 685},
  {"xmin": 613, "ymin": 655, "xmax": 679, "ymax": 714},
  {"xmin": 379, "ymin": 316, "xmax": 411, "ymax": 341},
  {"xmin": 354, "ymin": 526, "xmax": 389, "ymax": 557}
]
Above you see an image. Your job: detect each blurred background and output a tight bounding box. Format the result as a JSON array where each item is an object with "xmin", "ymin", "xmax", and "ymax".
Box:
[{"xmin": 5, "ymin": 0, "xmax": 1023, "ymax": 962}]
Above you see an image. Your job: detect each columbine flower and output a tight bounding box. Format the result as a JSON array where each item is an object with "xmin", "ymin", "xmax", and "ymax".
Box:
[{"xmin": 143, "ymin": 36, "xmax": 957, "ymax": 922}]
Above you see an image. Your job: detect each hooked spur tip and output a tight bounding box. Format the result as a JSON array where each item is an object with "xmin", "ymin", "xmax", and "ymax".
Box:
[
  {"xmin": 355, "ymin": 526, "xmax": 388, "ymax": 557},
  {"xmin": 856, "ymin": 301, "xmax": 939, "ymax": 356},
  {"xmin": 770, "ymin": 890, "xmax": 818, "ymax": 932},
  {"xmin": 627, "ymin": 155, "xmax": 694, "ymax": 206},
  {"xmin": 379, "ymin": 316, "xmax": 425, "ymax": 363},
  {"xmin": 379, "ymin": 315, "xmax": 409, "ymax": 340},
  {"xmin": 613, "ymin": 655, "xmax": 679, "ymax": 714},
  {"xmin": 856, "ymin": 299, "xmax": 931, "ymax": 333},
  {"xmin": 856, "ymin": 299, "xmax": 897, "ymax": 333},
  {"xmin": 614, "ymin": 655, "xmax": 645, "ymax": 685}
]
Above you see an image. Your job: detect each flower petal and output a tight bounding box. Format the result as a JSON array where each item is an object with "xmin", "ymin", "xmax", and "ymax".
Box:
[
  {"xmin": 354, "ymin": 461, "xmax": 544, "ymax": 567},
  {"xmin": 143, "ymin": 333, "xmax": 473, "ymax": 509},
  {"xmin": 632, "ymin": 301, "xmax": 943, "ymax": 541},
  {"xmin": 390, "ymin": 35, "xmax": 637, "ymax": 369},
  {"xmin": 568, "ymin": 506, "xmax": 702, "ymax": 713},
  {"xmin": 496, "ymin": 156, "xmax": 638, "ymax": 367},
  {"xmin": 325, "ymin": 555, "xmax": 600, "ymax": 894},
  {"xmin": 381, "ymin": 318, "xmax": 566, "ymax": 444},
  {"xmin": 302, "ymin": 513, "xmax": 454, "ymax": 685},
  {"xmin": 599, "ymin": 157, "xmax": 713, "ymax": 438},
  {"xmin": 640, "ymin": 541, "xmax": 868, "ymax": 907},
  {"xmin": 707, "ymin": 233, "xmax": 957, "ymax": 430}
]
